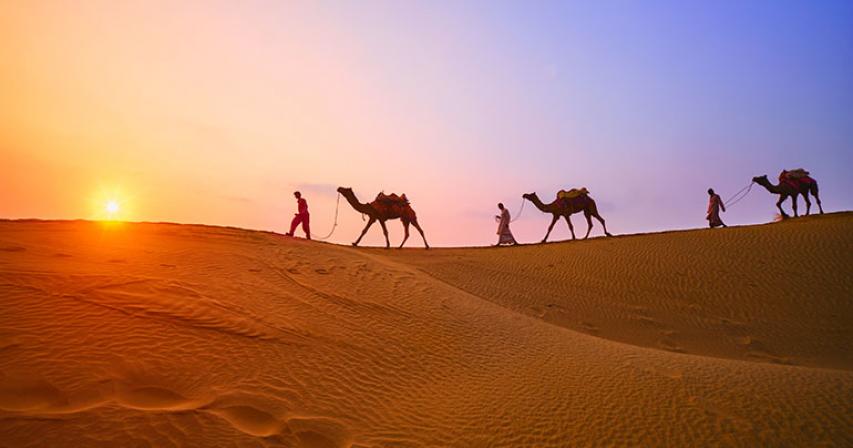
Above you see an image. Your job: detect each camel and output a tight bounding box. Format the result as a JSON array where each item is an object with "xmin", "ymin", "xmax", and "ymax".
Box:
[
  {"xmin": 522, "ymin": 191, "xmax": 612, "ymax": 243},
  {"xmin": 752, "ymin": 173, "xmax": 823, "ymax": 218},
  {"xmin": 337, "ymin": 187, "xmax": 429, "ymax": 249}
]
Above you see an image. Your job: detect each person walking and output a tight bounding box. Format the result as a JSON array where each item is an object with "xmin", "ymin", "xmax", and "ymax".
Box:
[
  {"xmin": 706, "ymin": 188, "xmax": 726, "ymax": 228},
  {"xmin": 286, "ymin": 191, "xmax": 311, "ymax": 239},
  {"xmin": 495, "ymin": 203, "xmax": 518, "ymax": 246}
]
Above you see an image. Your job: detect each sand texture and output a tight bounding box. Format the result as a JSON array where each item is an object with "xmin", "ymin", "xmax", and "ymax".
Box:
[{"xmin": 0, "ymin": 213, "xmax": 851, "ymax": 447}]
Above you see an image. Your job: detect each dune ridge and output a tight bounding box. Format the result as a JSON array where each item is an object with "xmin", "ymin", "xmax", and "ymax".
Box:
[{"xmin": 0, "ymin": 214, "xmax": 851, "ymax": 446}]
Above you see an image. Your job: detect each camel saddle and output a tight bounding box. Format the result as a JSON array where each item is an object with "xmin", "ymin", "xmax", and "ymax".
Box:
[
  {"xmin": 557, "ymin": 187, "xmax": 589, "ymax": 200},
  {"xmin": 779, "ymin": 169, "xmax": 814, "ymax": 188},
  {"xmin": 375, "ymin": 192, "xmax": 409, "ymax": 206}
]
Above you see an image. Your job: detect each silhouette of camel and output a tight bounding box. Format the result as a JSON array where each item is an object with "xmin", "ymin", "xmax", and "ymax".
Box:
[
  {"xmin": 523, "ymin": 191, "xmax": 612, "ymax": 243},
  {"xmin": 337, "ymin": 187, "xmax": 429, "ymax": 249},
  {"xmin": 753, "ymin": 173, "xmax": 823, "ymax": 218}
]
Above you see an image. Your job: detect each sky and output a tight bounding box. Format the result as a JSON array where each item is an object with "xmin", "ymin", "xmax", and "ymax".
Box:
[{"xmin": 2, "ymin": 0, "xmax": 852, "ymax": 246}]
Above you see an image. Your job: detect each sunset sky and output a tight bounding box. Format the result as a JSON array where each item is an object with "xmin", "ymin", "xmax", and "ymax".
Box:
[{"xmin": 2, "ymin": 1, "xmax": 852, "ymax": 246}]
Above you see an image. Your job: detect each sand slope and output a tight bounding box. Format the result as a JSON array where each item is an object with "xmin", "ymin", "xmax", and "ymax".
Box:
[{"xmin": 0, "ymin": 214, "xmax": 851, "ymax": 447}]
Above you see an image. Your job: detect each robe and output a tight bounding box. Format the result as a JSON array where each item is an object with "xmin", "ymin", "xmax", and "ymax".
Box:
[
  {"xmin": 496, "ymin": 208, "xmax": 517, "ymax": 245},
  {"xmin": 706, "ymin": 194, "xmax": 725, "ymax": 228}
]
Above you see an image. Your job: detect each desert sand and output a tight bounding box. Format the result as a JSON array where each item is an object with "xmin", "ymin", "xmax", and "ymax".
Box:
[{"xmin": 1, "ymin": 213, "xmax": 851, "ymax": 447}]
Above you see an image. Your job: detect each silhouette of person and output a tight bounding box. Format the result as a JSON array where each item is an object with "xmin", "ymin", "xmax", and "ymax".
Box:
[
  {"xmin": 286, "ymin": 191, "xmax": 311, "ymax": 239},
  {"xmin": 706, "ymin": 188, "xmax": 726, "ymax": 228},
  {"xmin": 495, "ymin": 203, "xmax": 518, "ymax": 246}
]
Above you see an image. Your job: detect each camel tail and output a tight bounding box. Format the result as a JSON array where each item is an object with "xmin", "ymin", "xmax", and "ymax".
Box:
[
  {"xmin": 404, "ymin": 205, "xmax": 418, "ymax": 222},
  {"xmin": 587, "ymin": 197, "xmax": 597, "ymax": 212},
  {"xmin": 584, "ymin": 195, "xmax": 601, "ymax": 214}
]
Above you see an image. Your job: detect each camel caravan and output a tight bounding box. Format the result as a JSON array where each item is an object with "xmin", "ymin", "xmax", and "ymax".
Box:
[
  {"xmin": 287, "ymin": 168, "xmax": 823, "ymax": 248},
  {"xmin": 333, "ymin": 186, "xmax": 613, "ymax": 248}
]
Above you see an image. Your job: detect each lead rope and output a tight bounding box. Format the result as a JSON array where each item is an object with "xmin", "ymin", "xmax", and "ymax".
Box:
[
  {"xmin": 313, "ymin": 192, "xmax": 341, "ymax": 240},
  {"xmin": 510, "ymin": 198, "xmax": 526, "ymax": 223},
  {"xmin": 724, "ymin": 181, "xmax": 754, "ymax": 208}
]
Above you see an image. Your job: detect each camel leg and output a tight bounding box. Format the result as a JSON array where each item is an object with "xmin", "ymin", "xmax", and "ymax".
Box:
[
  {"xmin": 802, "ymin": 192, "xmax": 812, "ymax": 216},
  {"xmin": 813, "ymin": 185, "xmax": 824, "ymax": 214},
  {"xmin": 379, "ymin": 220, "xmax": 390, "ymax": 249},
  {"xmin": 399, "ymin": 220, "xmax": 410, "ymax": 248},
  {"xmin": 411, "ymin": 220, "xmax": 429, "ymax": 249},
  {"xmin": 353, "ymin": 218, "xmax": 376, "ymax": 246},
  {"xmin": 791, "ymin": 194, "xmax": 799, "ymax": 217},
  {"xmin": 776, "ymin": 195, "xmax": 789, "ymax": 218},
  {"xmin": 595, "ymin": 213, "xmax": 612, "ymax": 236},
  {"xmin": 542, "ymin": 215, "xmax": 559, "ymax": 243},
  {"xmin": 563, "ymin": 215, "xmax": 576, "ymax": 240},
  {"xmin": 587, "ymin": 200, "xmax": 612, "ymax": 236},
  {"xmin": 583, "ymin": 210, "xmax": 594, "ymax": 239}
]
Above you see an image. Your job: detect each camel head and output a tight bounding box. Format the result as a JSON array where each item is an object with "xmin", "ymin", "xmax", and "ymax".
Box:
[
  {"xmin": 522, "ymin": 192, "xmax": 537, "ymax": 201},
  {"xmin": 337, "ymin": 186, "xmax": 353, "ymax": 195},
  {"xmin": 752, "ymin": 175, "xmax": 769, "ymax": 184}
]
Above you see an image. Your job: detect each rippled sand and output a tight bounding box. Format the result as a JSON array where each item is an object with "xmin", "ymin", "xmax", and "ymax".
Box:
[{"xmin": 1, "ymin": 213, "xmax": 851, "ymax": 446}]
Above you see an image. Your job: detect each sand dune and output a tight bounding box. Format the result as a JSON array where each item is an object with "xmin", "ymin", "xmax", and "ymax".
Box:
[{"xmin": 0, "ymin": 214, "xmax": 851, "ymax": 446}]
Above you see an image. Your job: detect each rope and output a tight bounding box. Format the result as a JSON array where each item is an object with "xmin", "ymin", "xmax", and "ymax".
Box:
[
  {"xmin": 510, "ymin": 198, "xmax": 526, "ymax": 223},
  {"xmin": 724, "ymin": 181, "xmax": 754, "ymax": 208},
  {"xmin": 313, "ymin": 192, "xmax": 341, "ymax": 240}
]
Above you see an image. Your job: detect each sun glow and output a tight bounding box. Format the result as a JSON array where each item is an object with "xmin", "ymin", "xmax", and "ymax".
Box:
[
  {"xmin": 105, "ymin": 200, "xmax": 120, "ymax": 216},
  {"xmin": 91, "ymin": 186, "xmax": 133, "ymax": 222}
]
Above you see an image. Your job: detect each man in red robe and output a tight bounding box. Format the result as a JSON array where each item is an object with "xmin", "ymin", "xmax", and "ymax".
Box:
[{"xmin": 286, "ymin": 191, "xmax": 310, "ymax": 239}]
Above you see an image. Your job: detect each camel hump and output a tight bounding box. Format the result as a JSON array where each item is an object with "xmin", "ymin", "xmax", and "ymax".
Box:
[
  {"xmin": 375, "ymin": 192, "xmax": 410, "ymax": 206},
  {"xmin": 557, "ymin": 187, "xmax": 589, "ymax": 200},
  {"xmin": 780, "ymin": 169, "xmax": 814, "ymax": 186},
  {"xmin": 783, "ymin": 168, "xmax": 810, "ymax": 179}
]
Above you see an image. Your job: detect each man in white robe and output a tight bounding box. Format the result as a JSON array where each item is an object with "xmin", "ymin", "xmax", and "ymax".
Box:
[
  {"xmin": 495, "ymin": 203, "xmax": 518, "ymax": 246},
  {"xmin": 706, "ymin": 188, "xmax": 726, "ymax": 228}
]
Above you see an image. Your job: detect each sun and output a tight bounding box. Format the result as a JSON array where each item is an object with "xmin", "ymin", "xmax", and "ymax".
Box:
[
  {"xmin": 91, "ymin": 187, "xmax": 133, "ymax": 222},
  {"xmin": 101, "ymin": 198, "xmax": 123, "ymax": 222},
  {"xmin": 105, "ymin": 200, "xmax": 120, "ymax": 216}
]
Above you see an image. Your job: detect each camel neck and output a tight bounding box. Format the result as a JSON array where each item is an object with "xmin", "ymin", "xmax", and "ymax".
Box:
[
  {"xmin": 758, "ymin": 180, "xmax": 781, "ymax": 194},
  {"xmin": 343, "ymin": 193, "xmax": 372, "ymax": 214},
  {"xmin": 528, "ymin": 195, "xmax": 551, "ymax": 212}
]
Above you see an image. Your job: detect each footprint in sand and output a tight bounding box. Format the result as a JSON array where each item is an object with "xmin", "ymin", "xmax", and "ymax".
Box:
[
  {"xmin": 717, "ymin": 317, "xmax": 746, "ymax": 327},
  {"xmin": 657, "ymin": 336, "xmax": 686, "ymax": 353},
  {"xmin": 287, "ymin": 416, "xmax": 350, "ymax": 448},
  {"xmin": 160, "ymin": 263, "xmax": 176, "ymax": 268},
  {"xmin": 634, "ymin": 315, "xmax": 666, "ymax": 328},
  {"xmin": 114, "ymin": 385, "xmax": 203, "ymax": 411},
  {"xmin": 0, "ymin": 375, "xmax": 66, "ymax": 412},
  {"xmin": 739, "ymin": 338, "xmax": 796, "ymax": 365},
  {"xmin": 1, "ymin": 246, "xmax": 26, "ymax": 252},
  {"xmin": 208, "ymin": 405, "xmax": 283, "ymax": 437},
  {"xmin": 735, "ymin": 335, "xmax": 754, "ymax": 346},
  {"xmin": 580, "ymin": 321, "xmax": 599, "ymax": 333},
  {"xmin": 248, "ymin": 268, "xmax": 262, "ymax": 273},
  {"xmin": 205, "ymin": 403, "xmax": 350, "ymax": 446}
]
